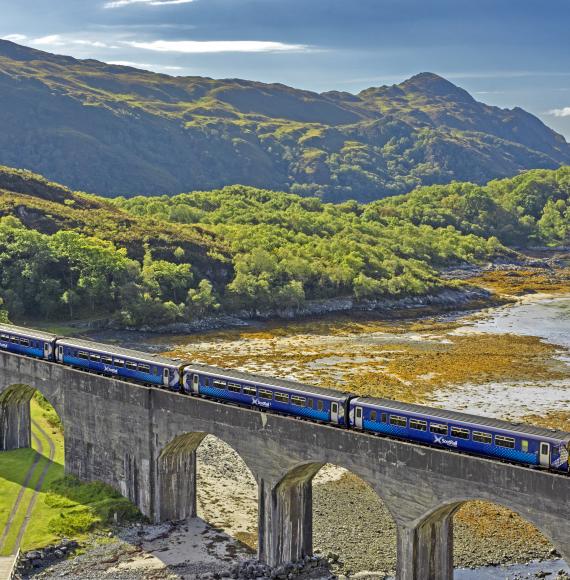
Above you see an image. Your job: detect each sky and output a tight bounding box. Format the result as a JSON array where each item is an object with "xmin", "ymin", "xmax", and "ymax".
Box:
[{"xmin": 1, "ymin": 0, "xmax": 569, "ymax": 139}]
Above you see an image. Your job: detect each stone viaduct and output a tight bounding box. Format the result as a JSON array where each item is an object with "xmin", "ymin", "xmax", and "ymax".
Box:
[{"xmin": 1, "ymin": 351, "xmax": 569, "ymax": 579}]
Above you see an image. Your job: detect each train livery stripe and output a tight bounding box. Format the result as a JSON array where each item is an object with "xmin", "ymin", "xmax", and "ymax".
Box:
[
  {"xmin": 199, "ymin": 385, "xmax": 331, "ymax": 421},
  {"xmin": 0, "ymin": 344, "xmax": 44, "ymax": 358},
  {"xmin": 63, "ymin": 355, "xmax": 164, "ymax": 385},
  {"xmin": 362, "ymin": 419, "xmax": 539, "ymax": 465}
]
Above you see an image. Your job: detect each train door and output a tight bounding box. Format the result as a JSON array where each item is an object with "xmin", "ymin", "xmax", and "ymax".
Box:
[
  {"xmin": 57, "ymin": 345, "xmax": 64, "ymax": 362},
  {"xmin": 192, "ymin": 373, "xmax": 200, "ymax": 394},
  {"xmin": 539, "ymin": 442, "xmax": 551, "ymax": 468},
  {"xmin": 163, "ymin": 368, "xmax": 170, "ymax": 388},
  {"xmin": 331, "ymin": 402, "xmax": 339, "ymax": 424},
  {"xmin": 43, "ymin": 342, "xmax": 51, "ymax": 360},
  {"xmin": 355, "ymin": 406, "xmax": 363, "ymax": 429}
]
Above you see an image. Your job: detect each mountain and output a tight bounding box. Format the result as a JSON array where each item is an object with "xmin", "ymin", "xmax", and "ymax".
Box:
[{"xmin": 0, "ymin": 40, "xmax": 569, "ymax": 202}]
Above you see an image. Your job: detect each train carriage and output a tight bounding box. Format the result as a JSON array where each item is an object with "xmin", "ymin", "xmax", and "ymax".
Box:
[
  {"xmin": 55, "ymin": 337, "xmax": 186, "ymax": 390},
  {"xmin": 349, "ymin": 397, "xmax": 570, "ymax": 472},
  {"xmin": 0, "ymin": 323, "xmax": 57, "ymax": 360},
  {"xmin": 183, "ymin": 364, "xmax": 352, "ymax": 425}
]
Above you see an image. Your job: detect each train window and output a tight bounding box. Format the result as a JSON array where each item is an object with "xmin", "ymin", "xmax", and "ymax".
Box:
[
  {"xmin": 275, "ymin": 392, "xmax": 289, "ymax": 404},
  {"xmin": 410, "ymin": 419, "xmax": 427, "ymax": 431},
  {"xmin": 259, "ymin": 388, "xmax": 273, "ymax": 400},
  {"xmin": 381, "ymin": 413, "xmax": 387, "ymax": 423},
  {"xmin": 430, "ymin": 423, "xmax": 448, "ymax": 435},
  {"xmin": 317, "ymin": 400, "xmax": 324, "ymax": 411},
  {"xmin": 10, "ymin": 336, "xmax": 17, "ymax": 343},
  {"xmin": 243, "ymin": 386, "xmax": 257, "ymax": 397},
  {"xmin": 114, "ymin": 359, "xmax": 124, "ymax": 367},
  {"xmin": 521, "ymin": 440, "xmax": 529, "ymax": 453},
  {"xmin": 291, "ymin": 395, "xmax": 306, "ymax": 406},
  {"xmin": 20, "ymin": 338, "xmax": 30, "ymax": 346},
  {"xmin": 77, "ymin": 351, "xmax": 89, "ymax": 360},
  {"xmin": 138, "ymin": 364, "xmax": 151, "ymax": 373},
  {"xmin": 389, "ymin": 415, "xmax": 407, "ymax": 428},
  {"xmin": 370, "ymin": 410, "xmax": 377, "ymax": 422},
  {"xmin": 228, "ymin": 383, "xmax": 241, "ymax": 393},
  {"xmin": 306, "ymin": 398, "xmax": 313, "ymax": 409},
  {"xmin": 450, "ymin": 427, "xmax": 470, "ymax": 440},
  {"xmin": 152, "ymin": 366, "xmax": 158, "ymax": 375},
  {"xmin": 125, "ymin": 361, "xmax": 137, "ymax": 370},
  {"xmin": 101, "ymin": 356, "xmax": 113, "ymax": 365},
  {"xmin": 472, "ymin": 431, "xmax": 492, "ymax": 445},
  {"xmin": 214, "ymin": 379, "xmax": 228, "ymax": 388},
  {"xmin": 0, "ymin": 333, "xmax": 8, "ymax": 340},
  {"xmin": 90, "ymin": 353, "xmax": 101, "ymax": 362},
  {"xmin": 495, "ymin": 435, "xmax": 515, "ymax": 449}
]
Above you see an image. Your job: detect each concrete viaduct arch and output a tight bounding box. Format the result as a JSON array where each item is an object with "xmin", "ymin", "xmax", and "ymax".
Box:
[{"xmin": 1, "ymin": 351, "xmax": 569, "ymax": 579}]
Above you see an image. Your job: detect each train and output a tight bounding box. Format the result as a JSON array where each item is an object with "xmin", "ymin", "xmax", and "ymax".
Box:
[{"xmin": 1, "ymin": 322, "xmax": 569, "ymax": 474}]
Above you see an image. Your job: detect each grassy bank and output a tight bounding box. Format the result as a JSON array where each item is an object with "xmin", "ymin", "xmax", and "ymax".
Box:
[{"xmin": 0, "ymin": 397, "xmax": 141, "ymax": 556}]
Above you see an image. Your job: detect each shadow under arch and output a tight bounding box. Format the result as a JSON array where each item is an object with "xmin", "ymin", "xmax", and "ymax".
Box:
[
  {"xmin": 157, "ymin": 431, "xmax": 259, "ymax": 550},
  {"xmin": 414, "ymin": 496, "xmax": 568, "ymax": 572},
  {"xmin": 271, "ymin": 460, "xmax": 398, "ymax": 574},
  {"xmin": 0, "ymin": 382, "xmax": 64, "ymax": 452}
]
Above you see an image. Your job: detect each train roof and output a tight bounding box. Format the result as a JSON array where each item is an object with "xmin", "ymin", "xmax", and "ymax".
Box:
[
  {"xmin": 185, "ymin": 363, "xmax": 351, "ymax": 400},
  {"xmin": 56, "ymin": 337, "xmax": 188, "ymax": 368},
  {"xmin": 352, "ymin": 397, "xmax": 570, "ymax": 441},
  {"xmin": 0, "ymin": 323, "xmax": 58, "ymax": 342}
]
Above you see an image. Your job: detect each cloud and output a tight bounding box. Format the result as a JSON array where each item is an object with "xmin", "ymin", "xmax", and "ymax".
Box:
[
  {"xmin": 549, "ymin": 107, "xmax": 570, "ymax": 117},
  {"xmin": 108, "ymin": 60, "xmax": 183, "ymax": 71},
  {"xmin": 127, "ymin": 39, "xmax": 309, "ymax": 54},
  {"xmin": 104, "ymin": 0, "xmax": 194, "ymax": 8},
  {"xmin": 2, "ymin": 34, "xmax": 28, "ymax": 42},
  {"xmin": 31, "ymin": 34, "xmax": 66, "ymax": 47},
  {"xmin": 30, "ymin": 34, "xmax": 110, "ymax": 49}
]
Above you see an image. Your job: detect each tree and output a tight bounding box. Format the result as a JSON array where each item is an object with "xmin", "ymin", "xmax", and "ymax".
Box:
[
  {"xmin": 186, "ymin": 280, "xmax": 220, "ymax": 317},
  {"xmin": 61, "ymin": 289, "xmax": 80, "ymax": 318},
  {"xmin": 538, "ymin": 199, "xmax": 568, "ymax": 244}
]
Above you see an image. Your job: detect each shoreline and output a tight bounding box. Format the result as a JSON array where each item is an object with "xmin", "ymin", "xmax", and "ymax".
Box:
[
  {"xmin": 24, "ymin": 257, "xmax": 569, "ymax": 339},
  {"xmin": 78, "ymin": 285, "xmax": 499, "ymax": 342}
]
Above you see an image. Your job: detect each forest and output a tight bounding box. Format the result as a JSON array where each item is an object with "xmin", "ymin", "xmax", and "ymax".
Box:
[{"xmin": 0, "ymin": 166, "xmax": 568, "ymax": 327}]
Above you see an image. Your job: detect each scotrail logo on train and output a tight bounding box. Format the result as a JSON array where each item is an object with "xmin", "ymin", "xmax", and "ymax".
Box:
[
  {"xmin": 252, "ymin": 398, "xmax": 271, "ymax": 408},
  {"xmin": 433, "ymin": 435, "xmax": 458, "ymax": 448}
]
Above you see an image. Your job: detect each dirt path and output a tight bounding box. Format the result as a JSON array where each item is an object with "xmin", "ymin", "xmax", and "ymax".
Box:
[
  {"xmin": 0, "ymin": 420, "xmax": 56, "ymax": 557},
  {"xmin": 13, "ymin": 420, "xmax": 56, "ymax": 550},
  {"xmin": 0, "ymin": 433, "xmax": 43, "ymax": 555}
]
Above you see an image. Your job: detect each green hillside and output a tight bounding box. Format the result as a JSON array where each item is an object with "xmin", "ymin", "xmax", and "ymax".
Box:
[
  {"xmin": 0, "ymin": 165, "xmax": 567, "ymax": 327},
  {"xmin": 0, "ymin": 40, "xmax": 569, "ymax": 202}
]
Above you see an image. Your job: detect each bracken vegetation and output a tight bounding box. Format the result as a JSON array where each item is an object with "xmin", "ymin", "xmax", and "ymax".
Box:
[{"xmin": 0, "ymin": 164, "xmax": 567, "ymax": 327}]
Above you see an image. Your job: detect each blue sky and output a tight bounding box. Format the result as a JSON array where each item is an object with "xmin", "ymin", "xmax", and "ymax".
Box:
[{"xmin": 1, "ymin": 0, "xmax": 569, "ymax": 138}]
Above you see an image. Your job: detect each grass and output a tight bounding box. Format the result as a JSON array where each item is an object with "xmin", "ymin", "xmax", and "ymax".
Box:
[
  {"xmin": 0, "ymin": 449, "xmax": 38, "ymax": 536},
  {"xmin": 0, "ymin": 397, "xmax": 142, "ymax": 556}
]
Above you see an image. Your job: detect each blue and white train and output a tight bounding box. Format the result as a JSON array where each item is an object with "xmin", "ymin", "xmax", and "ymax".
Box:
[{"xmin": 1, "ymin": 323, "xmax": 568, "ymax": 473}]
